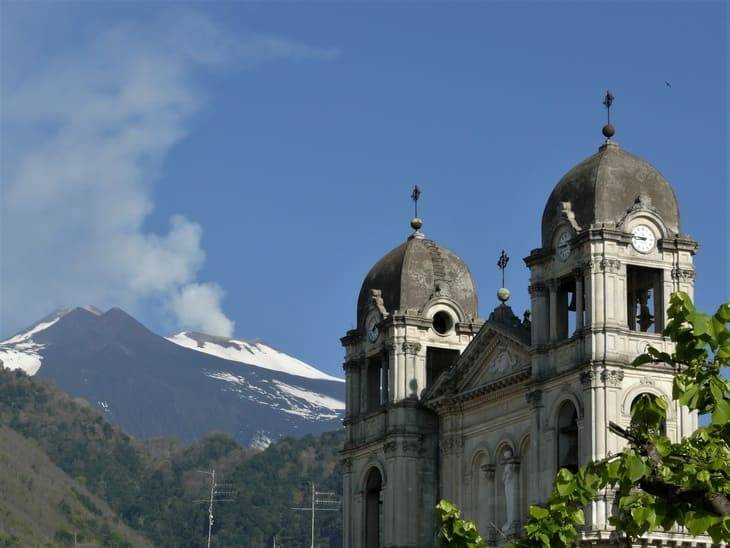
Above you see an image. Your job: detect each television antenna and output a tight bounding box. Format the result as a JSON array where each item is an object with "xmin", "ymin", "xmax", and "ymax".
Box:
[
  {"xmin": 291, "ymin": 483, "xmax": 341, "ymax": 548},
  {"xmin": 194, "ymin": 469, "xmax": 236, "ymax": 548}
]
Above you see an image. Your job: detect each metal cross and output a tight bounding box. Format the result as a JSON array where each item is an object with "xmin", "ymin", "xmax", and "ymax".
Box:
[
  {"xmin": 497, "ymin": 250, "xmax": 509, "ymax": 288},
  {"xmin": 411, "ymin": 185, "xmax": 421, "ymax": 218},
  {"xmin": 603, "ymin": 90, "xmax": 614, "ymax": 124}
]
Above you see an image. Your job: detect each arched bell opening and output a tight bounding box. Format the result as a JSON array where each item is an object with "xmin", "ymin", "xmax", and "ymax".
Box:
[{"xmin": 365, "ymin": 467, "xmax": 383, "ymax": 548}]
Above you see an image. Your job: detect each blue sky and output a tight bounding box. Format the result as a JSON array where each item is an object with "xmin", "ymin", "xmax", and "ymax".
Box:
[{"xmin": 1, "ymin": 1, "xmax": 727, "ymax": 379}]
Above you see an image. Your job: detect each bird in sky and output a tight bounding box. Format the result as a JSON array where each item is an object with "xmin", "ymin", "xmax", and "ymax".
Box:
[{"xmin": 665, "ymin": 81, "xmax": 672, "ymax": 88}]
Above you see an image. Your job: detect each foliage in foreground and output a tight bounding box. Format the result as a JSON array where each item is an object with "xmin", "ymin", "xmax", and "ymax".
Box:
[
  {"xmin": 436, "ymin": 500, "xmax": 485, "ymax": 548},
  {"xmin": 438, "ymin": 292, "xmax": 730, "ymax": 547}
]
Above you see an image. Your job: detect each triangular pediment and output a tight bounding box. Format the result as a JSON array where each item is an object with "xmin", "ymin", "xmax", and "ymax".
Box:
[
  {"xmin": 424, "ymin": 321, "xmax": 531, "ymax": 403},
  {"xmin": 456, "ymin": 329, "xmax": 530, "ymax": 392}
]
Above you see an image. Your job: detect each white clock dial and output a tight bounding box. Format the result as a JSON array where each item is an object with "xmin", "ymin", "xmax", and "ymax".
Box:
[
  {"xmin": 366, "ymin": 317, "xmax": 380, "ymax": 342},
  {"xmin": 631, "ymin": 225, "xmax": 656, "ymax": 253},
  {"xmin": 556, "ymin": 231, "xmax": 572, "ymax": 261}
]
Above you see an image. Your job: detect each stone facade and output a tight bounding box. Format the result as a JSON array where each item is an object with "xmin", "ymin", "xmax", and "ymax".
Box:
[{"xmin": 342, "ymin": 136, "xmax": 707, "ymax": 547}]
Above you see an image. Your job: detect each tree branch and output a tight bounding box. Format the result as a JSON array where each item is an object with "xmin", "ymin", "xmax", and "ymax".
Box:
[{"xmin": 608, "ymin": 422, "xmax": 730, "ymax": 517}]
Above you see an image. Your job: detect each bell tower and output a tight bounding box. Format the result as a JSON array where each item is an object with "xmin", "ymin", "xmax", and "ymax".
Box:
[
  {"xmin": 341, "ymin": 188, "xmax": 482, "ymax": 548},
  {"xmin": 523, "ymin": 96, "xmax": 699, "ymax": 537}
]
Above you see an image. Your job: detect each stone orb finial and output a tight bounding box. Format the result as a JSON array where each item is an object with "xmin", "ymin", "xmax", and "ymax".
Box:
[
  {"xmin": 497, "ymin": 287, "xmax": 511, "ymax": 303},
  {"xmin": 602, "ymin": 123, "xmax": 615, "ymax": 139}
]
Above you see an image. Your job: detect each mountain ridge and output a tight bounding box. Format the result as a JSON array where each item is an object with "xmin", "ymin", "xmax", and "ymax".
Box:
[{"xmin": 0, "ymin": 306, "xmax": 344, "ymax": 447}]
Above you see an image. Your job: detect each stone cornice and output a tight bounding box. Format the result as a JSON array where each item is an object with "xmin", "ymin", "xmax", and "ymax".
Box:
[{"xmin": 428, "ymin": 367, "xmax": 531, "ymax": 410}]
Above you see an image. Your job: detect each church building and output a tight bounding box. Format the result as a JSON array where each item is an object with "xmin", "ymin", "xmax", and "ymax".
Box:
[{"xmin": 340, "ymin": 111, "xmax": 706, "ymax": 547}]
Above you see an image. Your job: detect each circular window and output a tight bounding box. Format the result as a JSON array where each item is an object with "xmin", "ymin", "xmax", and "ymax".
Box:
[{"xmin": 432, "ymin": 311, "xmax": 453, "ymax": 335}]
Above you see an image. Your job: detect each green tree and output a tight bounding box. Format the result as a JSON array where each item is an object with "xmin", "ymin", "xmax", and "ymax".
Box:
[{"xmin": 438, "ymin": 292, "xmax": 730, "ymax": 546}]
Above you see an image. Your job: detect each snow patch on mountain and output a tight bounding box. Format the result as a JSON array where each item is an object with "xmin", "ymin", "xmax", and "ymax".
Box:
[
  {"xmin": 249, "ymin": 430, "xmax": 273, "ymax": 450},
  {"xmin": 205, "ymin": 371, "xmax": 345, "ymax": 421},
  {"xmin": 168, "ymin": 331, "xmax": 343, "ymax": 382},
  {"xmin": 0, "ymin": 317, "xmax": 61, "ymax": 375}
]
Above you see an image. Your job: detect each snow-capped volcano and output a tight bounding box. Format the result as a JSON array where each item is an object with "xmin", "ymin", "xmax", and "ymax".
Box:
[
  {"xmin": 0, "ymin": 307, "xmax": 344, "ymax": 448},
  {"xmin": 167, "ymin": 332, "xmax": 343, "ymax": 382}
]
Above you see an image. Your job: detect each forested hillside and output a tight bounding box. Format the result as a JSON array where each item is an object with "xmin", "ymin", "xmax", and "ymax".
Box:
[
  {"xmin": 0, "ymin": 426, "xmax": 149, "ymax": 546},
  {"xmin": 0, "ymin": 368, "xmax": 344, "ymax": 547}
]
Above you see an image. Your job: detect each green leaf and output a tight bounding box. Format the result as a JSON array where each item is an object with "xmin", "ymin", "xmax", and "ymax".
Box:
[
  {"xmin": 528, "ymin": 505, "xmax": 549, "ymax": 520},
  {"xmin": 711, "ymin": 400, "xmax": 730, "ymax": 426},
  {"xmin": 716, "ymin": 303, "xmax": 730, "ymax": 322},
  {"xmin": 685, "ymin": 512, "xmax": 717, "ymax": 535},
  {"xmin": 627, "ymin": 455, "xmax": 647, "ymax": 482}
]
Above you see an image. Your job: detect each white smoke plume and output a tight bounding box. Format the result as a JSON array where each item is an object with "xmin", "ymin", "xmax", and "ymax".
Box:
[{"xmin": 0, "ymin": 10, "xmax": 336, "ymax": 337}]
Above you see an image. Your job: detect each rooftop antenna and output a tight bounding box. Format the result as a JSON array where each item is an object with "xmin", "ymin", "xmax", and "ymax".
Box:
[
  {"xmin": 194, "ymin": 469, "xmax": 236, "ymax": 548},
  {"xmin": 410, "ymin": 185, "xmax": 423, "ymax": 234},
  {"xmin": 602, "ymin": 90, "xmax": 615, "ymax": 140},
  {"xmin": 497, "ymin": 250, "xmax": 511, "ymax": 303},
  {"xmin": 291, "ymin": 482, "xmax": 341, "ymax": 548}
]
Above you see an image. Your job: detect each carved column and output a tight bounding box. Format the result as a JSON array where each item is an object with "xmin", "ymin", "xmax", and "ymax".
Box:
[
  {"xmin": 528, "ymin": 282, "xmax": 548, "ymax": 345},
  {"xmin": 525, "ymin": 389, "xmax": 544, "ymax": 501},
  {"xmin": 402, "ymin": 342, "xmax": 422, "ymax": 398},
  {"xmin": 548, "ymin": 280, "xmax": 558, "ymax": 342},
  {"xmin": 358, "ymin": 354, "xmax": 368, "ymax": 415},
  {"xmin": 342, "ymin": 457, "xmax": 353, "ymax": 546}
]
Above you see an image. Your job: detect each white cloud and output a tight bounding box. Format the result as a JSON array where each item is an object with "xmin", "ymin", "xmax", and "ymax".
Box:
[{"xmin": 0, "ymin": 11, "xmax": 336, "ymax": 337}]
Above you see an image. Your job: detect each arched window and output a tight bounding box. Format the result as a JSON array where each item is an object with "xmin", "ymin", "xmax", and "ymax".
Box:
[
  {"xmin": 365, "ymin": 467, "xmax": 383, "ymax": 548},
  {"xmin": 557, "ymin": 401, "xmax": 579, "ymax": 473},
  {"xmin": 631, "ymin": 393, "xmax": 666, "ymax": 435}
]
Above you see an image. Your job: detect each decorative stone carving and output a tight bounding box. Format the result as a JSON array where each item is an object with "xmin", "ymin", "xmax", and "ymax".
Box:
[
  {"xmin": 582, "ymin": 258, "xmax": 621, "ymax": 273},
  {"xmin": 598, "ymin": 258, "xmax": 621, "ymax": 273},
  {"xmin": 384, "ymin": 440, "xmax": 398, "ymax": 454},
  {"xmin": 671, "ymin": 268, "xmax": 696, "ymax": 281},
  {"xmin": 640, "ymin": 376, "xmax": 656, "ymax": 386},
  {"xmin": 525, "ymin": 388, "xmax": 543, "ymax": 407},
  {"xmin": 440, "ymin": 434, "xmax": 464, "ymax": 455},
  {"xmin": 401, "ymin": 341, "xmax": 422, "ymax": 355},
  {"xmin": 492, "ymin": 348, "xmax": 517, "ymax": 375},
  {"xmin": 343, "ymin": 360, "xmax": 360, "ymax": 372},
  {"xmin": 402, "ymin": 440, "xmax": 422, "ymax": 457},
  {"xmin": 557, "ymin": 202, "xmax": 581, "ymax": 232},
  {"xmin": 370, "ymin": 288, "xmax": 388, "ymax": 317},
  {"xmin": 580, "ymin": 370, "xmax": 596, "ymax": 387},
  {"xmin": 601, "ymin": 369, "xmax": 625, "ymax": 387},
  {"xmin": 528, "ymin": 282, "xmax": 547, "ymax": 295},
  {"xmin": 342, "ymin": 457, "xmax": 352, "ymax": 473}
]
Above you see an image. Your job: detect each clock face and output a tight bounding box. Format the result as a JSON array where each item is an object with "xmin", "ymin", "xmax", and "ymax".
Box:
[
  {"xmin": 631, "ymin": 224, "xmax": 656, "ymax": 253},
  {"xmin": 366, "ymin": 316, "xmax": 380, "ymax": 343},
  {"xmin": 556, "ymin": 231, "xmax": 572, "ymax": 261}
]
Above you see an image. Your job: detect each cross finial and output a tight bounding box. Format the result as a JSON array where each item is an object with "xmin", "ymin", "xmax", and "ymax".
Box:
[
  {"xmin": 411, "ymin": 185, "xmax": 421, "ymax": 217},
  {"xmin": 603, "ymin": 90, "xmax": 614, "ymax": 122},
  {"xmin": 497, "ymin": 250, "xmax": 509, "ymax": 288},
  {"xmin": 602, "ymin": 90, "xmax": 615, "ymax": 140},
  {"xmin": 409, "ymin": 185, "xmax": 423, "ymax": 233},
  {"xmin": 496, "ymin": 250, "xmax": 510, "ymax": 303}
]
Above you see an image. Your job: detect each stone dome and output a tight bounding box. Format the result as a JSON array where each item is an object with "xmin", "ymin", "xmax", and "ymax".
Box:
[
  {"xmin": 541, "ymin": 141, "xmax": 680, "ymax": 248},
  {"xmin": 357, "ymin": 233, "xmax": 478, "ymax": 328}
]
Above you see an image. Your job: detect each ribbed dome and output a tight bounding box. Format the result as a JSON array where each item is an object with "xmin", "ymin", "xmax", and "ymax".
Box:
[
  {"xmin": 357, "ymin": 234, "xmax": 478, "ymax": 328},
  {"xmin": 542, "ymin": 142, "xmax": 680, "ymax": 248}
]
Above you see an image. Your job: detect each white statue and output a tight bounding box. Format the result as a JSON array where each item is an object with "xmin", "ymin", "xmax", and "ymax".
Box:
[{"xmin": 501, "ymin": 448, "xmax": 518, "ymax": 533}]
